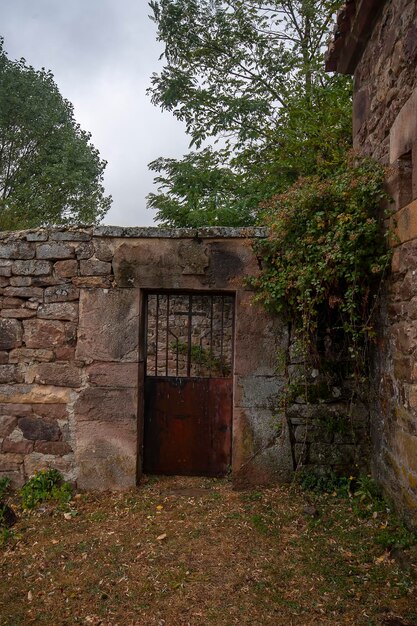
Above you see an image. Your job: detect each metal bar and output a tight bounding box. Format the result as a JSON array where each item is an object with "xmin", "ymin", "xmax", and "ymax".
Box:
[
  {"xmin": 187, "ymin": 294, "xmax": 192, "ymax": 377},
  {"xmin": 210, "ymin": 295, "xmax": 214, "ymax": 378},
  {"xmin": 165, "ymin": 294, "xmax": 170, "ymax": 376},
  {"xmin": 155, "ymin": 294, "xmax": 159, "ymax": 377},
  {"xmin": 220, "ymin": 295, "xmax": 225, "ymax": 375}
]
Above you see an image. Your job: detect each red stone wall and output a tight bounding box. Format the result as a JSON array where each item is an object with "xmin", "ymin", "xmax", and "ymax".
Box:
[
  {"xmin": 0, "ymin": 226, "xmax": 293, "ymax": 490},
  {"xmin": 352, "ymin": 0, "xmax": 417, "ymax": 522}
]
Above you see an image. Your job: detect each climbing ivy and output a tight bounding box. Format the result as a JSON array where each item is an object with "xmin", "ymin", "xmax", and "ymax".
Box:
[{"xmin": 251, "ymin": 155, "xmax": 390, "ymax": 371}]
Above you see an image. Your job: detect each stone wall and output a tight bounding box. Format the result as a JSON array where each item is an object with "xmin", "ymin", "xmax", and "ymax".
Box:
[
  {"xmin": 328, "ymin": 0, "xmax": 417, "ymax": 523},
  {"xmin": 0, "ymin": 226, "xmax": 295, "ymax": 490}
]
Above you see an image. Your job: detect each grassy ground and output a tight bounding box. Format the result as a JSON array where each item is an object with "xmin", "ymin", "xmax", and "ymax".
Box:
[{"xmin": 1, "ymin": 475, "xmax": 416, "ymax": 626}]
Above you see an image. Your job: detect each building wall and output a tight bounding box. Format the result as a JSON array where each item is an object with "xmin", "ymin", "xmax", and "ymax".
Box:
[
  {"xmin": 352, "ymin": 0, "xmax": 417, "ymax": 522},
  {"xmin": 0, "ymin": 226, "xmax": 294, "ymax": 490}
]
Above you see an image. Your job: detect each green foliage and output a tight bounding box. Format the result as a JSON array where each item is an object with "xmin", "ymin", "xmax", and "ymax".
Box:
[
  {"xmin": 251, "ymin": 156, "xmax": 390, "ymax": 362},
  {"xmin": 0, "ymin": 477, "xmax": 10, "ymax": 501},
  {"xmin": 0, "ymin": 38, "xmax": 111, "ymax": 231},
  {"xmin": 376, "ymin": 520, "xmax": 417, "ymax": 551},
  {"xmin": 20, "ymin": 469, "xmax": 72, "ymax": 510},
  {"xmin": 173, "ymin": 339, "xmax": 231, "ymax": 375},
  {"xmin": 298, "ymin": 467, "xmax": 352, "ymax": 496},
  {"xmin": 147, "ymin": 0, "xmax": 352, "ymax": 226}
]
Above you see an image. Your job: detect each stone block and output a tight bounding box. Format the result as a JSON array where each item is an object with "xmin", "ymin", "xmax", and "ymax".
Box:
[
  {"xmin": 0, "ymin": 365, "xmax": 23, "ymax": 384},
  {"xmin": 2, "ymin": 439, "xmax": 33, "ymax": 454},
  {"xmin": 1, "ymin": 309, "xmax": 37, "ymax": 319},
  {"xmin": 31, "ymin": 404, "xmax": 68, "ymax": 420},
  {"xmin": 36, "ymin": 242, "xmax": 75, "ymax": 259},
  {"xmin": 23, "ymin": 319, "xmax": 73, "ymax": 349},
  {"xmin": 0, "ymin": 242, "xmax": 35, "ymax": 259},
  {"xmin": 0, "ymin": 352, "xmax": 8, "ymax": 364},
  {"xmin": 0, "ymin": 276, "xmax": 9, "ymax": 288},
  {"xmin": 44, "ymin": 284, "xmax": 79, "ymax": 303},
  {"xmin": 0, "ymin": 416, "xmax": 18, "ymax": 437},
  {"xmin": 71, "ymin": 276, "xmax": 111, "ymax": 288},
  {"xmin": 0, "ymin": 403, "xmax": 32, "ymax": 417},
  {"xmin": 23, "ymin": 453, "xmax": 76, "ymax": 483},
  {"xmin": 0, "ymin": 453, "xmax": 24, "ymax": 488},
  {"xmin": 234, "ymin": 375, "xmax": 284, "ymax": 409},
  {"xmin": 34, "ymin": 441, "xmax": 72, "ymax": 455},
  {"xmin": 75, "ymin": 387, "xmax": 137, "ymax": 423},
  {"xmin": 54, "ymin": 260, "xmax": 78, "ymax": 278},
  {"xmin": 54, "ymin": 346, "xmax": 75, "ymax": 361},
  {"xmin": 0, "ymin": 265, "xmax": 12, "ymax": 277},
  {"xmin": 50, "ymin": 231, "xmax": 91, "ymax": 242},
  {"xmin": 26, "ymin": 232, "xmax": 48, "ymax": 242},
  {"xmin": 76, "ymin": 422, "xmax": 137, "ymax": 490},
  {"xmin": 9, "ymin": 348, "xmax": 54, "ymax": 363},
  {"xmin": 309, "ymin": 443, "xmax": 357, "ymax": 467},
  {"xmin": 86, "ymin": 362, "xmax": 138, "ymax": 387},
  {"xmin": 1, "ymin": 297, "xmax": 25, "ymax": 308},
  {"xmin": 79, "ymin": 259, "xmax": 112, "ymax": 276},
  {"xmin": 37, "ymin": 303, "xmax": 79, "ymax": 321},
  {"xmin": 3, "ymin": 286, "xmax": 43, "ymax": 299},
  {"xmin": 396, "ymin": 430, "xmax": 417, "ymax": 474},
  {"xmin": 0, "ymin": 319, "xmax": 23, "ymax": 350},
  {"xmin": 12, "ymin": 260, "xmax": 52, "ymax": 276},
  {"xmin": 9, "ymin": 277, "xmax": 32, "ymax": 287},
  {"xmin": 18, "ymin": 416, "xmax": 62, "ymax": 441},
  {"xmin": 76, "ymin": 289, "xmax": 139, "ymax": 362},
  {"xmin": 74, "ymin": 242, "xmax": 94, "ymax": 259},
  {"xmin": 94, "ymin": 240, "xmax": 114, "ymax": 262},
  {"xmin": 0, "ymin": 384, "xmax": 71, "ymax": 404},
  {"xmin": 34, "ymin": 363, "xmax": 82, "ymax": 388}
]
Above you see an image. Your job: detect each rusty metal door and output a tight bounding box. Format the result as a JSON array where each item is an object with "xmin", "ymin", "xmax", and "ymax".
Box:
[{"xmin": 143, "ymin": 293, "xmax": 234, "ymax": 476}]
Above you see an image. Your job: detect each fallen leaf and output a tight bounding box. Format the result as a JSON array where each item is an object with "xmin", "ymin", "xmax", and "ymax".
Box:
[{"xmin": 156, "ymin": 533, "xmax": 167, "ymax": 541}]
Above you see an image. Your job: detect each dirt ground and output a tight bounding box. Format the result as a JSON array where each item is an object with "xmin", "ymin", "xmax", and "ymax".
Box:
[{"xmin": 1, "ymin": 475, "xmax": 416, "ymax": 626}]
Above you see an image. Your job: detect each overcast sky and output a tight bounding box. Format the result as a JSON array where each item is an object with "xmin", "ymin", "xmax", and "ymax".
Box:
[{"xmin": 0, "ymin": 0, "xmax": 190, "ymax": 226}]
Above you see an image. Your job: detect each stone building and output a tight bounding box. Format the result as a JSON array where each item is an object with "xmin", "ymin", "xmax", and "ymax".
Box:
[
  {"xmin": 327, "ymin": 0, "xmax": 417, "ymax": 523},
  {"xmin": 0, "ymin": 226, "xmax": 366, "ymax": 491},
  {"xmin": 0, "ymin": 227, "xmax": 296, "ymax": 490}
]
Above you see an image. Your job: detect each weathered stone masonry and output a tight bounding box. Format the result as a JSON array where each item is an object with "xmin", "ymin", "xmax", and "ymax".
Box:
[
  {"xmin": 328, "ymin": 0, "xmax": 417, "ymax": 523},
  {"xmin": 0, "ymin": 226, "xmax": 296, "ymax": 490}
]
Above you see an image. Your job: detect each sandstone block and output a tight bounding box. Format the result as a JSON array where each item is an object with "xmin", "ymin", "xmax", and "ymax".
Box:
[
  {"xmin": 94, "ymin": 240, "xmax": 114, "ymax": 262},
  {"xmin": 2, "ymin": 439, "xmax": 33, "ymax": 454},
  {"xmin": 0, "ymin": 319, "xmax": 23, "ymax": 350},
  {"xmin": 31, "ymin": 403, "xmax": 68, "ymax": 420},
  {"xmin": 71, "ymin": 276, "xmax": 111, "ymax": 288},
  {"xmin": 18, "ymin": 416, "xmax": 62, "ymax": 441},
  {"xmin": 0, "ymin": 242, "xmax": 35, "ymax": 259},
  {"xmin": 54, "ymin": 260, "xmax": 78, "ymax": 278},
  {"xmin": 0, "ymin": 276, "xmax": 9, "ymax": 288},
  {"xmin": 23, "ymin": 319, "xmax": 70, "ymax": 348},
  {"xmin": 36, "ymin": 242, "xmax": 75, "ymax": 259},
  {"xmin": 37, "ymin": 302, "xmax": 79, "ymax": 322},
  {"xmin": 9, "ymin": 277, "xmax": 32, "ymax": 287},
  {"xmin": 9, "ymin": 348, "xmax": 54, "ymax": 363},
  {"xmin": 86, "ymin": 363, "xmax": 138, "ymax": 387},
  {"xmin": 75, "ymin": 242, "xmax": 94, "ymax": 259},
  {"xmin": 54, "ymin": 346, "xmax": 75, "ymax": 361},
  {"xmin": 1, "ymin": 297, "xmax": 25, "ymax": 308},
  {"xmin": 23, "ymin": 453, "xmax": 75, "ymax": 484},
  {"xmin": 0, "ymin": 384, "xmax": 71, "ymax": 404},
  {"xmin": 0, "ymin": 365, "xmax": 23, "ymax": 384},
  {"xmin": 76, "ymin": 289, "xmax": 139, "ymax": 362},
  {"xmin": 75, "ymin": 387, "xmax": 137, "ymax": 423},
  {"xmin": 0, "ymin": 403, "xmax": 32, "ymax": 417},
  {"xmin": 34, "ymin": 441, "xmax": 72, "ymax": 455},
  {"xmin": 1, "ymin": 309, "xmax": 37, "ymax": 319},
  {"xmin": 12, "ymin": 260, "xmax": 52, "ymax": 276},
  {"xmin": 0, "ymin": 265, "xmax": 12, "ymax": 277},
  {"xmin": 80, "ymin": 259, "xmax": 112, "ymax": 276},
  {"xmin": 34, "ymin": 363, "xmax": 82, "ymax": 388},
  {"xmin": 3, "ymin": 286, "xmax": 43, "ymax": 299},
  {"xmin": 0, "ymin": 453, "xmax": 24, "ymax": 488},
  {"xmin": 44, "ymin": 284, "xmax": 79, "ymax": 303},
  {"xmin": 0, "ymin": 352, "xmax": 8, "ymax": 364},
  {"xmin": 0, "ymin": 416, "xmax": 18, "ymax": 437},
  {"xmin": 51, "ymin": 231, "xmax": 91, "ymax": 242},
  {"xmin": 26, "ymin": 232, "xmax": 48, "ymax": 242}
]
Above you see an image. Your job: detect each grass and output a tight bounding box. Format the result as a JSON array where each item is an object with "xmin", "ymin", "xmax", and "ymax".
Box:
[{"xmin": 0, "ymin": 475, "xmax": 416, "ymax": 626}]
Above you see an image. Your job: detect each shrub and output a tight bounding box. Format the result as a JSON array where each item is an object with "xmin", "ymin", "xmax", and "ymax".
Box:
[{"xmin": 20, "ymin": 469, "xmax": 72, "ymax": 510}]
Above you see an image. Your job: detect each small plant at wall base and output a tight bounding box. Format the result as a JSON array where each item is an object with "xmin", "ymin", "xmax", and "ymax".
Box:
[
  {"xmin": 20, "ymin": 469, "xmax": 72, "ymax": 510},
  {"xmin": 251, "ymin": 155, "xmax": 390, "ymax": 379}
]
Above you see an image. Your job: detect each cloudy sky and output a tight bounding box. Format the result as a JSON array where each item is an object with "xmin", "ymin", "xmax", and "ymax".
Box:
[{"xmin": 0, "ymin": 0, "xmax": 190, "ymax": 226}]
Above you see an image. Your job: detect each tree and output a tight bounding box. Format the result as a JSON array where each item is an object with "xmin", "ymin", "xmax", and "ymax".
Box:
[
  {"xmin": 147, "ymin": 0, "xmax": 352, "ymax": 226},
  {"xmin": 0, "ymin": 39, "xmax": 111, "ymax": 230}
]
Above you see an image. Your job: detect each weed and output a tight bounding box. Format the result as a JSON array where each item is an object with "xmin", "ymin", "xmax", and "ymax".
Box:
[
  {"xmin": 20, "ymin": 468, "xmax": 72, "ymax": 510},
  {"xmin": 297, "ymin": 467, "xmax": 352, "ymax": 496}
]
